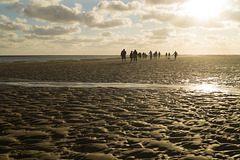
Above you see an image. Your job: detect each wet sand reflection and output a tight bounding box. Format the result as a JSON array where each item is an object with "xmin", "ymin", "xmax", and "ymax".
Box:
[{"xmin": 1, "ymin": 81, "xmax": 239, "ymax": 93}]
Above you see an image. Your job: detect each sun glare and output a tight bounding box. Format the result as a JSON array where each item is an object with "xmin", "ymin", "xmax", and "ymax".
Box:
[
  {"xmin": 194, "ymin": 84, "xmax": 220, "ymax": 92},
  {"xmin": 184, "ymin": 0, "xmax": 226, "ymax": 19}
]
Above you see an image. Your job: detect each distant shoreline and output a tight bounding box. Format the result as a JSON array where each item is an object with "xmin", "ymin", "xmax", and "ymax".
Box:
[
  {"xmin": 0, "ymin": 55, "xmax": 120, "ymax": 64},
  {"xmin": 0, "ymin": 54, "xmax": 239, "ymax": 64}
]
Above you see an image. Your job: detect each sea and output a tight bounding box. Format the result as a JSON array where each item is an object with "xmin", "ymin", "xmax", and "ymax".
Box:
[{"xmin": 0, "ymin": 55, "xmax": 119, "ymax": 64}]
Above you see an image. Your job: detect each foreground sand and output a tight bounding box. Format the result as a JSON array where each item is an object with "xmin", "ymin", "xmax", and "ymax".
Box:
[{"xmin": 0, "ymin": 56, "xmax": 240, "ymax": 159}]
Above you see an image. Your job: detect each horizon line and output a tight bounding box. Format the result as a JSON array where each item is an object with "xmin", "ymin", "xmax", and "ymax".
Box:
[{"xmin": 0, "ymin": 53, "xmax": 240, "ymax": 56}]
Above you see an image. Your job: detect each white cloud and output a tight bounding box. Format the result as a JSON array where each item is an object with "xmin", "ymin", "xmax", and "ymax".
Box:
[
  {"xmin": 0, "ymin": 30, "xmax": 14, "ymax": 38},
  {"xmin": 26, "ymin": 0, "xmax": 62, "ymax": 7},
  {"xmin": 99, "ymin": 31, "xmax": 122, "ymax": 43},
  {"xmin": 23, "ymin": 0, "xmax": 132, "ymax": 29},
  {"xmin": 9, "ymin": 37, "xmax": 25, "ymax": 42},
  {"xmin": 24, "ymin": 34, "xmax": 54, "ymax": 40},
  {"xmin": 142, "ymin": 11, "xmax": 224, "ymax": 28},
  {"xmin": 144, "ymin": 28, "xmax": 175, "ymax": 39},
  {"xmin": 218, "ymin": 0, "xmax": 240, "ymax": 23},
  {"xmin": 100, "ymin": 31, "xmax": 113, "ymax": 37},
  {"xmin": 222, "ymin": 10, "xmax": 240, "ymax": 22},
  {"xmin": 16, "ymin": 17, "xmax": 27, "ymax": 23},
  {"xmin": 5, "ymin": 2, "xmax": 23, "ymax": 10},
  {"xmin": 134, "ymin": 23, "xmax": 143, "ymax": 28},
  {"xmin": 24, "ymin": 25, "xmax": 81, "ymax": 40},
  {"xmin": 0, "ymin": 0, "xmax": 19, "ymax": 3},
  {"xmin": 29, "ymin": 25, "xmax": 81, "ymax": 36},
  {"xmin": 23, "ymin": 1, "xmax": 81, "ymax": 24},
  {"xmin": 0, "ymin": 21, "xmax": 29, "ymax": 31},
  {"xmin": 98, "ymin": 1, "xmax": 141, "ymax": 12},
  {"xmin": 88, "ymin": 18, "xmax": 132, "ymax": 29},
  {"xmin": 207, "ymin": 35, "xmax": 221, "ymax": 40},
  {"xmin": 144, "ymin": 0, "xmax": 188, "ymax": 5},
  {"xmin": 64, "ymin": 36, "xmax": 102, "ymax": 44},
  {"xmin": 74, "ymin": 3, "xmax": 82, "ymax": 12},
  {"xmin": 0, "ymin": 30, "xmax": 25, "ymax": 43},
  {"xmin": 0, "ymin": 15, "xmax": 10, "ymax": 21}
]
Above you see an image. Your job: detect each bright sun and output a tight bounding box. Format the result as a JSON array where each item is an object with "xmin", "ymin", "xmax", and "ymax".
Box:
[{"xmin": 184, "ymin": 0, "xmax": 226, "ymax": 19}]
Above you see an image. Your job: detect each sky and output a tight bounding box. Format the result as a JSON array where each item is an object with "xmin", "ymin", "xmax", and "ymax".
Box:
[{"xmin": 0, "ymin": 0, "xmax": 240, "ymax": 55}]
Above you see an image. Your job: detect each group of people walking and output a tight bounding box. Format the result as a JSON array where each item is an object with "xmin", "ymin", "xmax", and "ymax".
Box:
[{"xmin": 121, "ymin": 49, "xmax": 178, "ymax": 62}]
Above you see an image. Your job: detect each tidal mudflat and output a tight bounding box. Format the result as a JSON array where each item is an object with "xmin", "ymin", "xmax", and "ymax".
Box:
[{"xmin": 0, "ymin": 56, "xmax": 239, "ymax": 159}]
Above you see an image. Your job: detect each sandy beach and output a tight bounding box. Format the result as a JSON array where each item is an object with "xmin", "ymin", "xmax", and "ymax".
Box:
[{"xmin": 0, "ymin": 55, "xmax": 240, "ymax": 160}]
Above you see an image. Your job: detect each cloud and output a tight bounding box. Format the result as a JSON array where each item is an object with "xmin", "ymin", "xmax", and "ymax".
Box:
[
  {"xmin": 144, "ymin": 28, "xmax": 175, "ymax": 39},
  {"xmin": 0, "ymin": 15, "xmax": 27, "ymax": 43},
  {"xmin": 0, "ymin": 15, "xmax": 10, "ymax": 21},
  {"xmin": 222, "ymin": 10, "xmax": 240, "ymax": 22},
  {"xmin": 88, "ymin": 18, "xmax": 132, "ymax": 29},
  {"xmin": 23, "ymin": 0, "xmax": 82, "ymax": 24},
  {"xmin": 16, "ymin": 17, "xmax": 27, "ymax": 23},
  {"xmin": 29, "ymin": 25, "xmax": 81, "ymax": 36},
  {"xmin": 66, "ymin": 36, "xmax": 102, "ymax": 43},
  {"xmin": 100, "ymin": 31, "xmax": 113, "ymax": 37},
  {"xmin": 47, "ymin": 35, "xmax": 103, "ymax": 46},
  {"xmin": 207, "ymin": 35, "xmax": 221, "ymax": 40},
  {"xmin": 0, "ymin": 30, "xmax": 15, "ymax": 38},
  {"xmin": 0, "ymin": 30, "xmax": 25, "ymax": 42},
  {"xmin": 219, "ymin": 0, "xmax": 240, "ymax": 23},
  {"xmin": 24, "ymin": 25, "xmax": 81, "ymax": 40},
  {"xmin": 24, "ymin": 34, "xmax": 53, "ymax": 40},
  {"xmin": 9, "ymin": 37, "xmax": 25, "ymax": 42},
  {"xmin": 5, "ymin": 2, "xmax": 24, "ymax": 10},
  {"xmin": 22, "ymin": 0, "xmax": 132, "ymax": 29},
  {"xmin": 0, "ymin": 21, "xmax": 29, "ymax": 31},
  {"xmin": 142, "ymin": 11, "xmax": 223, "ymax": 28},
  {"xmin": 98, "ymin": 1, "xmax": 141, "ymax": 12},
  {"xmin": 74, "ymin": 3, "xmax": 82, "ymax": 11},
  {"xmin": 99, "ymin": 31, "xmax": 120, "ymax": 42},
  {"xmin": 144, "ymin": 0, "xmax": 188, "ymax": 5},
  {"xmin": 0, "ymin": 0, "xmax": 19, "ymax": 3}
]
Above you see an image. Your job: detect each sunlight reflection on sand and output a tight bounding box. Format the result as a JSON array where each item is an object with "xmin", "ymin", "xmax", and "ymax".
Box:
[
  {"xmin": 192, "ymin": 84, "xmax": 221, "ymax": 93},
  {"xmin": 0, "ymin": 81, "xmax": 239, "ymax": 93}
]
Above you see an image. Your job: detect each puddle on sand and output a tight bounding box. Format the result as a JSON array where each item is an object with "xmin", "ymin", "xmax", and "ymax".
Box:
[{"xmin": 0, "ymin": 81, "xmax": 239, "ymax": 93}]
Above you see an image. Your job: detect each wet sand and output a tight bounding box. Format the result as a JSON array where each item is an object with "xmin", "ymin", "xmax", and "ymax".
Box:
[
  {"xmin": 0, "ymin": 55, "xmax": 239, "ymax": 87},
  {"xmin": 0, "ymin": 56, "xmax": 240, "ymax": 159}
]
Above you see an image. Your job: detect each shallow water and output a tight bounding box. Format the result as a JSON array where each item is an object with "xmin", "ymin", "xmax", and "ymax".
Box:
[
  {"xmin": 1, "ymin": 81, "xmax": 240, "ymax": 93},
  {"xmin": 0, "ymin": 55, "xmax": 119, "ymax": 64}
]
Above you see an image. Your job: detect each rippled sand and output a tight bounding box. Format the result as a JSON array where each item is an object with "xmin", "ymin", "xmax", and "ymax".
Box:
[{"xmin": 0, "ymin": 56, "xmax": 240, "ymax": 159}]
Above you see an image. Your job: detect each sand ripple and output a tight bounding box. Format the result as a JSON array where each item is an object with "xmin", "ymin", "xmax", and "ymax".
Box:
[{"xmin": 0, "ymin": 86, "xmax": 239, "ymax": 159}]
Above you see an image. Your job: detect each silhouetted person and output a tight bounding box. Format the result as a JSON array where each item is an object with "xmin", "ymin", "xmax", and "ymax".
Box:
[
  {"xmin": 168, "ymin": 53, "xmax": 170, "ymax": 59},
  {"xmin": 154, "ymin": 51, "xmax": 157, "ymax": 58},
  {"xmin": 133, "ymin": 50, "xmax": 138, "ymax": 62},
  {"xmin": 158, "ymin": 52, "xmax": 161, "ymax": 58},
  {"xmin": 138, "ymin": 52, "xmax": 142, "ymax": 59},
  {"xmin": 121, "ymin": 49, "xmax": 127, "ymax": 62},
  {"xmin": 149, "ymin": 51, "xmax": 153, "ymax": 60},
  {"xmin": 165, "ymin": 52, "xmax": 168, "ymax": 58},
  {"xmin": 142, "ymin": 52, "xmax": 146, "ymax": 59},
  {"xmin": 130, "ymin": 51, "xmax": 133, "ymax": 62},
  {"xmin": 143, "ymin": 52, "xmax": 147, "ymax": 59},
  {"xmin": 173, "ymin": 51, "xmax": 178, "ymax": 60}
]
